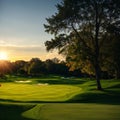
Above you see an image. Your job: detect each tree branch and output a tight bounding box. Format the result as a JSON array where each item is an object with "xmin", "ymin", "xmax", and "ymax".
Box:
[{"xmin": 71, "ymin": 23, "xmax": 92, "ymax": 51}]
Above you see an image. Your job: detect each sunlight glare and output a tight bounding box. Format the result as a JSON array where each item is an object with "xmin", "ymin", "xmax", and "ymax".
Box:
[{"xmin": 0, "ymin": 51, "xmax": 8, "ymax": 60}]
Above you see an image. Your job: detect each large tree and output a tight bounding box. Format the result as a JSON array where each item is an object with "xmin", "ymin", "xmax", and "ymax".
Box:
[
  {"xmin": 103, "ymin": 20, "xmax": 120, "ymax": 79},
  {"xmin": 44, "ymin": 0, "xmax": 120, "ymax": 90}
]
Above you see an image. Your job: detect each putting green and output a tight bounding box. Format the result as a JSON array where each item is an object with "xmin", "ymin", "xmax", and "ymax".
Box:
[
  {"xmin": 23, "ymin": 103, "xmax": 120, "ymax": 120},
  {"xmin": 0, "ymin": 83, "xmax": 82, "ymax": 102}
]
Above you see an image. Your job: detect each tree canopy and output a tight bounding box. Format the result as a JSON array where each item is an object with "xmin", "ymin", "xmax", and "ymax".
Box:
[{"xmin": 44, "ymin": 0, "xmax": 120, "ymax": 90}]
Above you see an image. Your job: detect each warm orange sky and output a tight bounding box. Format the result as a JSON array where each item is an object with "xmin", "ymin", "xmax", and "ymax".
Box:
[
  {"xmin": 0, "ymin": 46, "xmax": 64, "ymax": 62},
  {"xmin": 0, "ymin": 0, "xmax": 63, "ymax": 61}
]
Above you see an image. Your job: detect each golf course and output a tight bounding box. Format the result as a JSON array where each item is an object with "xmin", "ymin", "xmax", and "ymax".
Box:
[
  {"xmin": 1, "ymin": 0, "xmax": 120, "ymax": 119},
  {"xmin": 0, "ymin": 75, "xmax": 120, "ymax": 120}
]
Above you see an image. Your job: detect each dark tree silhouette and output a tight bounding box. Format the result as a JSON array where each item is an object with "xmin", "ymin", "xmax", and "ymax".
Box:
[
  {"xmin": 44, "ymin": 0, "xmax": 120, "ymax": 90},
  {"xmin": 12, "ymin": 60, "xmax": 27, "ymax": 75},
  {"xmin": 0, "ymin": 60, "xmax": 13, "ymax": 78},
  {"xmin": 27, "ymin": 58, "xmax": 45, "ymax": 76}
]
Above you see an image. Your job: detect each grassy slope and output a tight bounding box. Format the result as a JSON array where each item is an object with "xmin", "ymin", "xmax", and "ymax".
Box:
[
  {"xmin": 0, "ymin": 103, "xmax": 34, "ymax": 120},
  {"xmin": 67, "ymin": 79, "xmax": 120, "ymax": 104},
  {"xmin": 22, "ymin": 78, "xmax": 120, "ymax": 120},
  {"xmin": 0, "ymin": 83, "xmax": 82, "ymax": 102},
  {"xmin": 23, "ymin": 103, "xmax": 120, "ymax": 120},
  {"xmin": 0, "ymin": 76, "xmax": 120, "ymax": 120}
]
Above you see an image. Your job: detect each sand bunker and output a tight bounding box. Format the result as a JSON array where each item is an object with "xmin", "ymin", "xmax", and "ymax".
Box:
[
  {"xmin": 15, "ymin": 80, "xmax": 31, "ymax": 83},
  {"xmin": 37, "ymin": 83, "xmax": 49, "ymax": 86}
]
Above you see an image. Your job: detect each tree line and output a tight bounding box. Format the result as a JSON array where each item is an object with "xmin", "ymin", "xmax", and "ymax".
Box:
[
  {"xmin": 0, "ymin": 0, "xmax": 119, "ymax": 90},
  {"xmin": 0, "ymin": 58, "xmax": 83, "ymax": 78},
  {"xmin": 0, "ymin": 56, "xmax": 119, "ymax": 79}
]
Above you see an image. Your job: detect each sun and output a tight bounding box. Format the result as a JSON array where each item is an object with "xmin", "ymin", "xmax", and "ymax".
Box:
[{"xmin": 0, "ymin": 51, "xmax": 8, "ymax": 60}]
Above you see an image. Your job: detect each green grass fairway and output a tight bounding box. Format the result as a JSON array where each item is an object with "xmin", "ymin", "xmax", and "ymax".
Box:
[
  {"xmin": 23, "ymin": 103, "xmax": 120, "ymax": 120},
  {"xmin": 0, "ymin": 76, "xmax": 120, "ymax": 120},
  {"xmin": 0, "ymin": 103, "xmax": 120, "ymax": 120},
  {"xmin": 0, "ymin": 83, "xmax": 82, "ymax": 102},
  {"xmin": 0, "ymin": 103, "xmax": 34, "ymax": 120}
]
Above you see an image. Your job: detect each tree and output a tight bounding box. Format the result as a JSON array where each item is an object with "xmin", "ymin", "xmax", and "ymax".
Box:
[
  {"xmin": 28, "ymin": 58, "xmax": 45, "ymax": 76},
  {"xmin": 107, "ymin": 4, "xmax": 120, "ymax": 77},
  {"xmin": 12, "ymin": 60, "xmax": 27, "ymax": 75},
  {"xmin": 44, "ymin": 59, "xmax": 58, "ymax": 74},
  {"xmin": 109, "ymin": 32, "xmax": 120, "ymax": 79},
  {"xmin": 103, "ymin": 21, "xmax": 120, "ymax": 79},
  {"xmin": 44, "ymin": 0, "xmax": 120, "ymax": 90},
  {"xmin": 0, "ymin": 60, "xmax": 13, "ymax": 78}
]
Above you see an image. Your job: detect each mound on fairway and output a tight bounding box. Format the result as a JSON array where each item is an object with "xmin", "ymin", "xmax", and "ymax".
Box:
[
  {"xmin": 0, "ymin": 83, "xmax": 82, "ymax": 102},
  {"xmin": 23, "ymin": 103, "xmax": 120, "ymax": 120},
  {"xmin": 0, "ymin": 103, "xmax": 34, "ymax": 120}
]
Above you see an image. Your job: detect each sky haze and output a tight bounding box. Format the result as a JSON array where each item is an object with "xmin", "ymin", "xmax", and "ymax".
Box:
[{"xmin": 0, "ymin": 0, "xmax": 63, "ymax": 61}]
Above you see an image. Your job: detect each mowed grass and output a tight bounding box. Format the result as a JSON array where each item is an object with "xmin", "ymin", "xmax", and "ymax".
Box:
[
  {"xmin": 0, "ymin": 76, "xmax": 120, "ymax": 120},
  {"xmin": 0, "ymin": 103, "xmax": 34, "ymax": 120},
  {"xmin": 0, "ymin": 83, "xmax": 82, "ymax": 102},
  {"xmin": 23, "ymin": 103, "xmax": 120, "ymax": 120}
]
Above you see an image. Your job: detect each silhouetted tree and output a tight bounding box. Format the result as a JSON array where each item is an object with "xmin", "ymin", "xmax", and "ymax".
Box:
[
  {"xmin": 44, "ymin": 0, "xmax": 120, "ymax": 90},
  {"xmin": 12, "ymin": 60, "xmax": 27, "ymax": 75},
  {"xmin": 103, "ymin": 21, "xmax": 120, "ymax": 79},
  {"xmin": 28, "ymin": 58, "xmax": 45, "ymax": 76},
  {"xmin": 0, "ymin": 60, "xmax": 13, "ymax": 78},
  {"xmin": 44, "ymin": 59, "xmax": 56, "ymax": 74}
]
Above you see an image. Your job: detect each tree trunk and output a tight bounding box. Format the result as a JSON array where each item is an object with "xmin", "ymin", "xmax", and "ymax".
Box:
[
  {"xmin": 115, "ymin": 68, "xmax": 120, "ymax": 79},
  {"xmin": 94, "ymin": 62, "xmax": 102, "ymax": 90},
  {"xmin": 94, "ymin": 1, "xmax": 102, "ymax": 90},
  {"xmin": 94, "ymin": 42, "xmax": 102, "ymax": 90}
]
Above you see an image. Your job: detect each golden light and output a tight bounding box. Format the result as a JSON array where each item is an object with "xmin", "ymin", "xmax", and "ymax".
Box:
[{"xmin": 0, "ymin": 51, "xmax": 8, "ymax": 60}]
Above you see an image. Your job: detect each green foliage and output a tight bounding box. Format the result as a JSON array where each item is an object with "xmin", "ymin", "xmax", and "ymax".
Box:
[
  {"xmin": 44, "ymin": 0, "xmax": 120, "ymax": 89},
  {"xmin": 0, "ymin": 60, "xmax": 13, "ymax": 76},
  {"xmin": 12, "ymin": 60, "xmax": 27, "ymax": 75},
  {"xmin": 104, "ymin": 29, "xmax": 120, "ymax": 78},
  {"xmin": 27, "ymin": 58, "xmax": 45, "ymax": 76}
]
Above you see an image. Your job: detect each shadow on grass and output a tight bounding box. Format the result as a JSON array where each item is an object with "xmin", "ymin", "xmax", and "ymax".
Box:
[
  {"xmin": 35, "ymin": 78, "xmax": 87, "ymax": 85},
  {"xmin": 0, "ymin": 88, "xmax": 120, "ymax": 105},
  {"xmin": 0, "ymin": 103, "xmax": 34, "ymax": 120},
  {"xmin": 67, "ymin": 88, "xmax": 120, "ymax": 105},
  {"xmin": 105, "ymin": 84, "xmax": 120, "ymax": 89},
  {"xmin": 0, "ymin": 79, "xmax": 120, "ymax": 105}
]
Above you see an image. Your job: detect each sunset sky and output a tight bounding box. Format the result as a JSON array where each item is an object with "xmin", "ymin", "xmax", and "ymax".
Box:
[{"xmin": 0, "ymin": 0, "xmax": 63, "ymax": 61}]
